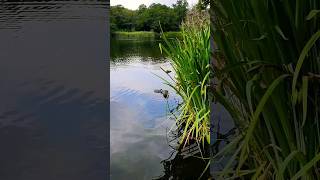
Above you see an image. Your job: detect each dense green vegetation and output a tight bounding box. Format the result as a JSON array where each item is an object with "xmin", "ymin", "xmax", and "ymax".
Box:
[
  {"xmin": 110, "ymin": 0, "xmax": 188, "ymax": 33},
  {"xmin": 159, "ymin": 9, "xmax": 211, "ymax": 178},
  {"xmin": 160, "ymin": 9, "xmax": 211, "ymax": 148},
  {"xmin": 111, "ymin": 31, "xmax": 182, "ymax": 40},
  {"xmin": 112, "ymin": 31, "xmax": 156, "ymax": 39},
  {"xmin": 211, "ymin": 0, "xmax": 320, "ymax": 179}
]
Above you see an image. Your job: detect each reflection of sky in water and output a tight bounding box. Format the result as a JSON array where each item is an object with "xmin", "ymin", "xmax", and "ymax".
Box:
[
  {"xmin": 110, "ymin": 39, "xmax": 180, "ymax": 179},
  {"xmin": 111, "ymin": 62, "xmax": 178, "ymax": 127}
]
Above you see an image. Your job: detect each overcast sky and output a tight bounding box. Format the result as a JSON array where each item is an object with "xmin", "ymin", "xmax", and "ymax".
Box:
[{"xmin": 110, "ymin": 0, "xmax": 198, "ymax": 10}]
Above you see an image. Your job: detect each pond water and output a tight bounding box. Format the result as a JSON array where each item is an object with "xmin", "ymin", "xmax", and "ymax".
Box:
[
  {"xmin": 0, "ymin": 1, "xmax": 107, "ymax": 179},
  {"xmin": 110, "ymin": 38, "xmax": 180, "ymax": 179}
]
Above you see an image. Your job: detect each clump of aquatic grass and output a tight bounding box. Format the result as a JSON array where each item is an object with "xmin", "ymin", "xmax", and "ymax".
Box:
[
  {"xmin": 211, "ymin": 0, "xmax": 320, "ymax": 179},
  {"xmin": 159, "ymin": 9, "xmax": 211, "ymax": 147}
]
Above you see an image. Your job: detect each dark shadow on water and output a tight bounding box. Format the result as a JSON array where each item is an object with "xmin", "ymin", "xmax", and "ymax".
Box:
[
  {"xmin": 210, "ymin": 103, "xmax": 236, "ymax": 177},
  {"xmin": 0, "ymin": 79, "xmax": 107, "ymax": 179},
  {"xmin": 156, "ymin": 143, "xmax": 211, "ymax": 180},
  {"xmin": 0, "ymin": 1, "xmax": 108, "ymax": 179}
]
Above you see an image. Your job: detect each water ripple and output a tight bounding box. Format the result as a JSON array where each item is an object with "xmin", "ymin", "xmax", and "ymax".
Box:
[
  {"xmin": 0, "ymin": 0, "xmax": 108, "ymax": 30},
  {"xmin": 0, "ymin": 1, "xmax": 108, "ymax": 178}
]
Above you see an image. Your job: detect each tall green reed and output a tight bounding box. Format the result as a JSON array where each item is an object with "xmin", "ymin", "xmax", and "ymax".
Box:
[
  {"xmin": 159, "ymin": 9, "xmax": 211, "ymax": 148},
  {"xmin": 211, "ymin": 0, "xmax": 320, "ymax": 179}
]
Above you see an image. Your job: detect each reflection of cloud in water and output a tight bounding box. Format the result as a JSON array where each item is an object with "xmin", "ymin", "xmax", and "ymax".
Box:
[
  {"xmin": 110, "ymin": 101, "xmax": 174, "ymax": 179},
  {"xmin": 110, "ymin": 42, "xmax": 180, "ymax": 179},
  {"xmin": 111, "ymin": 61, "xmax": 174, "ymax": 94},
  {"xmin": 111, "ymin": 89, "xmax": 175, "ymax": 127},
  {"xmin": 111, "ymin": 61, "xmax": 180, "ymax": 128}
]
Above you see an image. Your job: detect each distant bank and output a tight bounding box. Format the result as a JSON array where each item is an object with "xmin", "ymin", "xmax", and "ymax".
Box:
[{"xmin": 111, "ymin": 31, "xmax": 182, "ymax": 39}]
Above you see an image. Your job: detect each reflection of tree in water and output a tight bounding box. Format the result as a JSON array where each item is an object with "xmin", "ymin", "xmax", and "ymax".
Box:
[
  {"xmin": 111, "ymin": 38, "xmax": 168, "ymax": 63},
  {"xmin": 156, "ymin": 126, "xmax": 236, "ymax": 179},
  {"xmin": 153, "ymin": 103, "xmax": 211, "ymax": 180},
  {"xmin": 155, "ymin": 139, "xmax": 211, "ymax": 180}
]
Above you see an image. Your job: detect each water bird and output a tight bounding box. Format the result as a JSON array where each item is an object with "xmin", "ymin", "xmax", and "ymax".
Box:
[{"xmin": 154, "ymin": 89, "xmax": 169, "ymax": 99}]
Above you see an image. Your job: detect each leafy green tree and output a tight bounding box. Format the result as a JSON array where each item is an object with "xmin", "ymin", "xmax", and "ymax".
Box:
[
  {"xmin": 196, "ymin": 0, "xmax": 209, "ymax": 10},
  {"xmin": 110, "ymin": 5, "xmax": 136, "ymax": 31},
  {"xmin": 147, "ymin": 3, "xmax": 178, "ymax": 32},
  {"xmin": 138, "ymin": 4, "xmax": 147, "ymax": 11},
  {"xmin": 110, "ymin": 0, "xmax": 189, "ymax": 33},
  {"xmin": 173, "ymin": 0, "xmax": 188, "ymax": 25},
  {"xmin": 135, "ymin": 4, "xmax": 149, "ymax": 31}
]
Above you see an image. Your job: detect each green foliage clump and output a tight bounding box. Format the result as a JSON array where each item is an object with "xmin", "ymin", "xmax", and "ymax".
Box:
[
  {"xmin": 112, "ymin": 31, "xmax": 156, "ymax": 39},
  {"xmin": 110, "ymin": 0, "xmax": 188, "ymax": 33},
  {"xmin": 159, "ymin": 9, "xmax": 211, "ymax": 147},
  {"xmin": 211, "ymin": 0, "xmax": 320, "ymax": 179},
  {"xmin": 110, "ymin": 5, "xmax": 135, "ymax": 32}
]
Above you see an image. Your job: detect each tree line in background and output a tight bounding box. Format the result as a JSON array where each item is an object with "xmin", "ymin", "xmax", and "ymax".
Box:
[{"xmin": 110, "ymin": 0, "xmax": 189, "ymax": 33}]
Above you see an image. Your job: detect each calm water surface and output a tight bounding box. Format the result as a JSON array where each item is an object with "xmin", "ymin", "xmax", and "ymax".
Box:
[
  {"xmin": 110, "ymin": 38, "xmax": 179, "ymax": 179},
  {"xmin": 0, "ymin": 1, "xmax": 107, "ymax": 180}
]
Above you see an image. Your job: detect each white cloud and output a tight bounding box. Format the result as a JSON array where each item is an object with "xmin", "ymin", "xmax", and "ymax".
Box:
[{"xmin": 110, "ymin": 0, "xmax": 198, "ymax": 10}]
